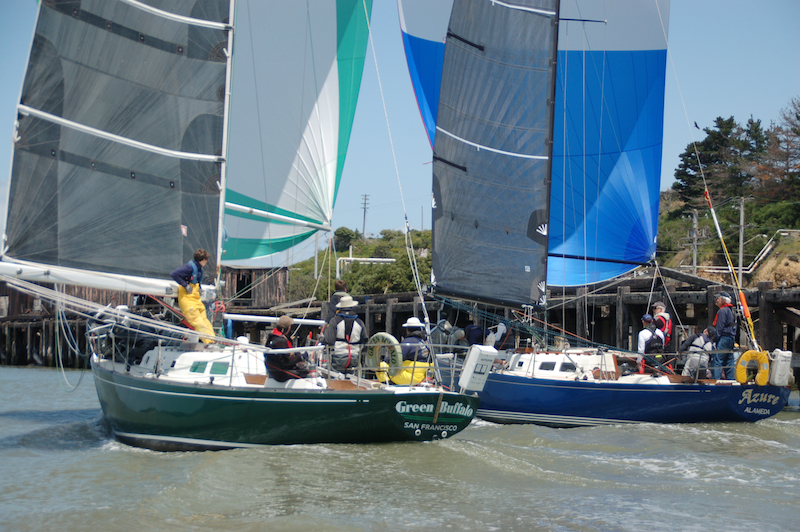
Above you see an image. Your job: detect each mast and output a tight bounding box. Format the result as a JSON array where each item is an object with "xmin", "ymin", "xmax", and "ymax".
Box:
[{"xmin": 216, "ymin": 0, "xmax": 236, "ymax": 285}]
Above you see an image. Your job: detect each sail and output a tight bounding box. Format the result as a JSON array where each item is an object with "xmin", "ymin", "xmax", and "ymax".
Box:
[
  {"xmin": 548, "ymin": 0, "xmax": 670, "ymax": 286},
  {"xmin": 222, "ymin": 0, "xmax": 372, "ymax": 263},
  {"xmin": 400, "ymin": 0, "xmax": 670, "ymax": 301},
  {"xmin": 4, "ymin": 0, "xmax": 230, "ymax": 283},
  {"xmin": 404, "ymin": 0, "xmax": 558, "ymax": 307}
]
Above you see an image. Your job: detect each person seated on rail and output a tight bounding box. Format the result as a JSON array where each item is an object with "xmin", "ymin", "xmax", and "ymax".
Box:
[
  {"xmin": 679, "ymin": 325, "xmax": 715, "ymax": 380},
  {"xmin": 399, "ymin": 317, "xmax": 431, "ymax": 362},
  {"xmin": 265, "ymin": 315, "xmax": 309, "ymax": 382}
]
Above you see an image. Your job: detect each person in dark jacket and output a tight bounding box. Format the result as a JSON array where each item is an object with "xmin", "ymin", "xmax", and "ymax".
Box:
[
  {"xmin": 399, "ymin": 317, "xmax": 430, "ymax": 362},
  {"xmin": 711, "ymin": 292, "xmax": 737, "ymax": 379},
  {"xmin": 464, "ymin": 322, "xmax": 489, "ymax": 346},
  {"xmin": 265, "ymin": 315, "xmax": 308, "ymax": 382}
]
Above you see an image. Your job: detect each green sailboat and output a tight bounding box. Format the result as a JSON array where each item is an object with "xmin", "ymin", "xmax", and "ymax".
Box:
[{"xmin": 0, "ymin": 0, "xmax": 481, "ymax": 450}]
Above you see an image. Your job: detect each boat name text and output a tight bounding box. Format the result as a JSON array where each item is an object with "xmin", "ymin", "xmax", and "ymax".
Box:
[
  {"xmin": 404, "ymin": 422, "xmax": 458, "ymax": 432},
  {"xmin": 395, "ymin": 401, "xmax": 474, "ymax": 417},
  {"xmin": 737, "ymin": 389, "xmax": 780, "ymax": 406}
]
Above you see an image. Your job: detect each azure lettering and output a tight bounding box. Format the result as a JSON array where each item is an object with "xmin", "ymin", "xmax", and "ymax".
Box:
[
  {"xmin": 395, "ymin": 400, "xmax": 474, "ymax": 417},
  {"xmin": 737, "ymin": 389, "xmax": 781, "ymax": 406}
]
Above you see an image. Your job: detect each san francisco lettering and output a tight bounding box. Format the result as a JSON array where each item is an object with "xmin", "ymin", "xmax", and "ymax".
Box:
[
  {"xmin": 395, "ymin": 400, "xmax": 474, "ymax": 417},
  {"xmin": 403, "ymin": 421, "xmax": 459, "ymax": 432},
  {"xmin": 737, "ymin": 389, "xmax": 780, "ymax": 406}
]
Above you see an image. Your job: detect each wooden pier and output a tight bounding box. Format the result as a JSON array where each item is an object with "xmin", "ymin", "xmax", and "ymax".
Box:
[{"xmin": 1, "ymin": 266, "xmax": 799, "ymax": 384}]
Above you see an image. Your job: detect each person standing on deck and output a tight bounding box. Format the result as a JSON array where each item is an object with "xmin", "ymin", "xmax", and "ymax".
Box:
[
  {"xmin": 321, "ymin": 295, "xmax": 367, "ymax": 372},
  {"xmin": 637, "ymin": 314, "xmax": 665, "ymax": 373},
  {"xmin": 170, "ymin": 248, "xmax": 216, "ymax": 343},
  {"xmin": 712, "ymin": 292, "xmax": 737, "ymax": 379},
  {"xmin": 652, "ymin": 301, "xmax": 673, "ymax": 349}
]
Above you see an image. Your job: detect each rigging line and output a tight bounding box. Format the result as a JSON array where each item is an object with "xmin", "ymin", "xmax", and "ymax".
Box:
[
  {"xmin": 360, "ymin": 1, "xmax": 429, "ymax": 334},
  {"xmin": 361, "ymin": 0, "xmax": 405, "ymax": 215},
  {"xmin": 656, "ymin": 0, "xmax": 759, "ymax": 350},
  {"xmin": 559, "ymin": 3, "xmax": 570, "ymax": 323},
  {"xmin": 53, "ymin": 284, "xmax": 89, "ymax": 391},
  {"xmin": 653, "ymin": 263, "xmax": 687, "ymax": 343},
  {"xmin": 287, "ymin": 0, "xmax": 322, "ymax": 270},
  {"xmin": 647, "ymin": 265, "xmax": 658, "ymax": 311},
  {"xmin": 592, "ymin": 5, "xmax": 609, "ymax": 288},
  {"xmin": 243, "ymin": 0, "xmax": 275, "ymax": 251},
  {"xmin": 544, "ymin": 269, "xmax": 642, "ymax": 311}
]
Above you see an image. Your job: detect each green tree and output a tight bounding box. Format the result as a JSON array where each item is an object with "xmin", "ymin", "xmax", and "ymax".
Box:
[
  {"xmin": 333, "ymin": 227, "xmax": 360, "ymax": 252},
  {"xmin": 672, "ymin": 117, "xmax": 751, "ymax": 204}
]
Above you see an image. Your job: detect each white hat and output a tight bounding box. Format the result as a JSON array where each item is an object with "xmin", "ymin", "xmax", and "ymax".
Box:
[
  {"xmin": 402, "ymin": 316, "xmax": 424, "ymax": 328},
  {"xmin": 336, "ymin": 295, "xmax": 358, "ymax": 308}
]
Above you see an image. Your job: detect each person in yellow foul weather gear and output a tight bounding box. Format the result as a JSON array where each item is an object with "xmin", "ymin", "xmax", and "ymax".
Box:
[{"xmin": 170, "ymin": 248, "xmax": 216, "ymax": 343}]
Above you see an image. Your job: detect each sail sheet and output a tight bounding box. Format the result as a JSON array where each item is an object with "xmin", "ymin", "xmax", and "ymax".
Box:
[
  {"xmin": 548, "ymin": 0, "xmax": 669, "ymax": 286},
  {"xmin": 222, "ymin": 0, "xmax": 372, "ymax": 263},
  {"xmin": 400, "ymin": 0, "xmax": 670, "ymax": 301},
  {"xmin": 414, "ymin": 0, "xmax": 558, "ymax": 307},
  {"xmin": 5, "ymin": 0, "xmax": 230, "ymax": 280}
]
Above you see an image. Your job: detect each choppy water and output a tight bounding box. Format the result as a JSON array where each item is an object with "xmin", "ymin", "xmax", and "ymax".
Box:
[{"xmin": 1, "ymin": 366, "xmax": 798, "ymax": 531}]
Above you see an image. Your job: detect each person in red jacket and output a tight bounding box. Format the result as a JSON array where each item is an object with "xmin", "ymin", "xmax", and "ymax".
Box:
[
  {"xmin": 652, "ymin": 301, "xmax": 673, "ymax": 349},
  {"xmin": 265, "ymin": 315, "xmax": 309, "ymax": 382}
]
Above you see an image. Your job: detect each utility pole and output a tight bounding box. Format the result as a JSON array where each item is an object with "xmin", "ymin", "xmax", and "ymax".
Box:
[{"xmin": 361, "ymin": 194, "xmax": 369, "ymax": 238}]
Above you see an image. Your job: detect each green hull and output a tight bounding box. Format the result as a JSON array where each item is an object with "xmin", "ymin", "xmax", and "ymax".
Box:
[{"xmin": 92, "ymin": 363, "xmax": 479, "ymax": 451}]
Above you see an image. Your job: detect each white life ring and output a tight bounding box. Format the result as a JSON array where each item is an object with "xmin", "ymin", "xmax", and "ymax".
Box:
[
  {"xmin": 365, "ymin": 333, "xmax": 402, "ymax": 382},
  {"xmin": 365, "ymin": 332, "xmax": 432, "ymax": 384}
]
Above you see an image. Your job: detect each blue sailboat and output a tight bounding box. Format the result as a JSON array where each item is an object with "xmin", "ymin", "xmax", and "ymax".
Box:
[{"xmin": 398, "ymin": 0, "xmax": 790, "ymax": 426}]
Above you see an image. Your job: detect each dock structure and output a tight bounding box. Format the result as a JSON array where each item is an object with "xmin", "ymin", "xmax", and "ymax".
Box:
[{"xmin": 1, "ymin": 267, "xmax": 799, "ymax": 381}]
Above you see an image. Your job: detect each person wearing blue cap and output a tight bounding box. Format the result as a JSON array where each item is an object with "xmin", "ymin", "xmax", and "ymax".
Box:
[
  {"xmin": 637, "ymin": 314, "xmax": 665, "ymax": 373},
  {"xmin": 712, "ymin": 291, "xmax": 737, "ymax": 379}
]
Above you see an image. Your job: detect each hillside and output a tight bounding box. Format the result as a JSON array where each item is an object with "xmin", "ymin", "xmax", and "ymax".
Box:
[{"xmin": 658, "ymin": 190, "xmax": 800, "ymax": 288}]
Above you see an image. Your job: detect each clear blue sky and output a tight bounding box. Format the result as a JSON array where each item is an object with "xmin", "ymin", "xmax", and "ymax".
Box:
[{"xmin": 1, "ymin": 1, "xmax": 798, "ymax": 261}]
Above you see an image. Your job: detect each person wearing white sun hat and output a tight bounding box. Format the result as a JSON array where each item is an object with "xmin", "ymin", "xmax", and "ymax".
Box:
[
  {"xmin": 400, "ymin": 316, "xmax": 430, "ymax": 362},
  {"xmin": 321, "ymin": 295, "xmax": 367, "ymax": 372}
]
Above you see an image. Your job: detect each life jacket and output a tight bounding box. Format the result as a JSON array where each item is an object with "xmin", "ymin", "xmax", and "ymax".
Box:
[
  {"xmin": 713, "ymin": 304, "xmax": 737, "ymax": 338},
  {"xmin": 654, "ymin": 312, "xmax": 672, "ymax": 347},
  {"xmin": 644, "ymin": 329, "xmax": 664, "ymax": 354},
  {"xmin": 328, "ymin": 314, "xmax": 366, "ymax": 371}
]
